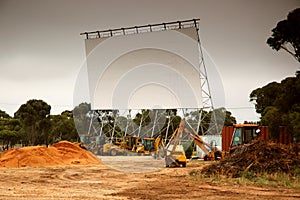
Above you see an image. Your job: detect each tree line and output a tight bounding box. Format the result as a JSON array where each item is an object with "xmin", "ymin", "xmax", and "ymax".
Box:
[
  {"xmin": 250, "ymin": 8, "xmax": 300, "ymax": 142},
  {"xmin": 0, "ymin": 100, "xmax": 237, "ymax": 149},
  {"xmin": 250, "ymin": 71, "xmax": 300, "ymax": 142},
  {"xmin": 0, "ymin": 100, "xmax": 79, "ymax": 149}
]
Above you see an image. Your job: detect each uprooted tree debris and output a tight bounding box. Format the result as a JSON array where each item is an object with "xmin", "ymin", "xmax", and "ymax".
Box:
[{"xmin": 199, "ymin": 141, "xmax": 300, "ymax": 178}]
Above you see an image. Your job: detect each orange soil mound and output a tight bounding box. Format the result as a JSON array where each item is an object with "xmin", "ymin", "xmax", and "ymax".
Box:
[{"xmin": 0, "ymin": 141, "xmax": 101, "ymax": 168}]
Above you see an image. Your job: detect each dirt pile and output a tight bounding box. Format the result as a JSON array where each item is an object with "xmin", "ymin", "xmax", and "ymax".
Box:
[
  {"xmin": 200, "ymin": 141, "xmax": 300, "ymax": 178},
  {"xmin": 0, "ymin": 141, "xmax": 101, "ymax": 168}
]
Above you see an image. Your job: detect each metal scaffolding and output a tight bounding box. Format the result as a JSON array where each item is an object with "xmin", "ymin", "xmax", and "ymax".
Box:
[{"xmin": 80, "ymin": 19, "xmax": 200, "ymax": 39}]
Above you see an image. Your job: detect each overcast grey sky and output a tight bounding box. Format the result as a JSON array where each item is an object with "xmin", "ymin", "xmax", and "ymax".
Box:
[{"xmin": 0, "ymin": 0, "xmax": 299, "ymax": 122}]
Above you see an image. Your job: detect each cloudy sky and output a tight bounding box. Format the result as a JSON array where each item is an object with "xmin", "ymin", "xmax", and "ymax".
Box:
[{"xmin": 0, "ymin": 0, "xmax": 299, "ymax": 122}]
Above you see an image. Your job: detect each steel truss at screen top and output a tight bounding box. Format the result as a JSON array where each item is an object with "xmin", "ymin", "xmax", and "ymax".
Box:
[{"xmin": 80, "ymin": 19, "xmax": 200, "ymax": 39}]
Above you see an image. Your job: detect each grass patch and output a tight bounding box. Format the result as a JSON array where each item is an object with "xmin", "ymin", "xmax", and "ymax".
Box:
[
  {"xmin": 250, "ymin": 172, "xmax": 300, "ymax": 188},
  {"xmin": 190, "ymin": 168, "xmax": 300, "ymax": 189}
]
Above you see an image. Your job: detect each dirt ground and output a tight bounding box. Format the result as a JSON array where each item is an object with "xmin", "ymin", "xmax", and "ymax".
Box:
[{"xmin": 0, "ymin": 160, "xmax": 299, "ymax": 200}]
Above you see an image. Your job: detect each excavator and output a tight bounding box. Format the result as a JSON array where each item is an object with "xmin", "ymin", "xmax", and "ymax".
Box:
[
  {"xmin": 165, "ymin": 119, "xmax": 222, "ymax": 167},
  {"xmin": 135, "ymin": 136, "xmax": 165, "ymax": 155},
  {"xmin": 165, "ymin": 119, "xmax": 187, "ymax": 167},
  {"xmin": 183, "ymin": 122, "xmax": 222, "ymax": 161}
]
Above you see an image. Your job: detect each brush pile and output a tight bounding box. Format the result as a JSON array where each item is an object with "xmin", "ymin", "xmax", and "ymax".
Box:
[{"xmin": 201, "ymin": 141, "xmax": 300, "ymax": 178}]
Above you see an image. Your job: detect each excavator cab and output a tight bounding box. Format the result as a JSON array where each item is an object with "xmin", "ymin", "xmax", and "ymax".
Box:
[
  {"xmin": 142, "ymin": 138, "xmax": 155, "ymax": 152},
  {"xmin": 230, "ymin": 124, "xmax": 260, "ymax": 153},
  {"xmin": 121, "ymin": 136, "xmax": 139, "ymax": 150}
]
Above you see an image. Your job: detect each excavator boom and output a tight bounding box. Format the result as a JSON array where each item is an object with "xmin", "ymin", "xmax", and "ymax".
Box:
[{"xmin": 184, "ymin": 128, "xmax": 211, "ymax": 156}]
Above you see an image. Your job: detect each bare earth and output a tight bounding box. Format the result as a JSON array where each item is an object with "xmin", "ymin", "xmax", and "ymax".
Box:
[{"xmin": 0, "ymin": 160, "xmax": 299, "ymax": 200}]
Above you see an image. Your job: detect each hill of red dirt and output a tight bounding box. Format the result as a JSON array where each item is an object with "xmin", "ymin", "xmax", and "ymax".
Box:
[{"xmin": 0, "ymin": 141, "xmax": 101, "ymax": 168}]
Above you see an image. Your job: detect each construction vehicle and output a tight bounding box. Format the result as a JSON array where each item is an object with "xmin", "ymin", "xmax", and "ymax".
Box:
[
  {"xmin": 102, "ymin": 135, "xmax": 164, "ymax": 156},
  {"xmin": 139, "ymin": 138, "xmax": 156, "ymax": 152},
  {"xmin": 229, "ymin": 123, "xmax": 260, "ymax": 154},
  {"xmin": 165, "ymin": 119, "xmax": 187, "ymax": 167},
  {"xmin": 165, "ymin": 119, "xmax": 222, "ymax": 167},
  {"xmin": 102, "ymin": 142, "xmax": 122, "ymax": 156},
  {"xmin": 121, "ymin": 135, "xmax": 140, "ymax": 151},
  {"xmin": 101, "ymin": 135, "xmax": 139, "ymax": 156},
  {"xmin": 183, "ymin": 122, "xmax": 222, "ymax": 161},
  {"xmin": 135, "ymin": 136, "xmax": 165, "ymax": 155}
]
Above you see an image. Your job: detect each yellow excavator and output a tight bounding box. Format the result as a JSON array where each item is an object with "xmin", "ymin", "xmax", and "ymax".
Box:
[
  {"xmin": 165, "ymin": 119, "xmax": 222, "ymax": 167},
  {"xmin": 165, "ymin": 119, "xmax": 187, "ymax": 167},
  {"xmin": 135, "ymin": 136, "xmax": 164, "ymax": 155},
  {"xmin": 183, "ymin": 123, "xmax": 222, "ymax": 161}
]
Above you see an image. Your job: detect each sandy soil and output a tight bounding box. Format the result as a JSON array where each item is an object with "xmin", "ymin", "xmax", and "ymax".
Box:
[{"xmin": 0, "ymin": 160, "xmax": 299, "ymax": 200}]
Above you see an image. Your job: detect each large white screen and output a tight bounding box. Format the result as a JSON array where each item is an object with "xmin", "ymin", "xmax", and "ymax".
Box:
[{"xmin": 85, "ymin": 27, "xmax": 202, "ymax": 109}]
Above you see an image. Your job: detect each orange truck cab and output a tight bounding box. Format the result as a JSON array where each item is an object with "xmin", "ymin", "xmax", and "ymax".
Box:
[{"xmin": 230, "ymin": 124, "xmax": 260, "ymax": 153}]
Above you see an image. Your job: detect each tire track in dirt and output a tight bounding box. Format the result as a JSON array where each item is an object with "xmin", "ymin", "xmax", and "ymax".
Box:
[{"xmin": 0, "ymin": 162, "xmax": 298, "ymax": 199}]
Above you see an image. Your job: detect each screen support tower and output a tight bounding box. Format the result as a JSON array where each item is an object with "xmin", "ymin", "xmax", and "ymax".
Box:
[{"xmin": 79, "ymin": 19, "xmax": 219, "ymax": 147}]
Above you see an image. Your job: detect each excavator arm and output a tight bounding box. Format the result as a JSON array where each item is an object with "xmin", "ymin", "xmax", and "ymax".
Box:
[
  {"xmin": 165, "ymin": 118, "xmax": 222, "ymax": 167},
  {"xmin": 183, "ymin": 119, "xmax": 221, "ymax": 160},
  {"xmin": 183, "ymin": 127, "xmax": 211, "ymax": 156}
]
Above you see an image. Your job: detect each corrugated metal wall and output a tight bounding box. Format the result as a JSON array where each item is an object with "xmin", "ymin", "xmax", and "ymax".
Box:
[
  {"xmin": 222, "ymin": 126, "xmax": 234, "ymax": 152},
  {"xmin": 258, "ymin": 126, "xmax": 269, "ymax": 141},
  {"xmin": 279, "ymin": 126, "xmax": 293, "ymax": 145}
]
